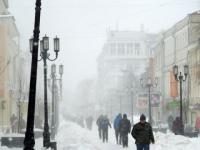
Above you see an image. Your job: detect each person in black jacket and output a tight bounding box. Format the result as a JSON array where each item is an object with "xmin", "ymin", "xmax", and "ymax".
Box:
[
  {"xmin": 96, "ymin": 114, "xmax": 104, "ymax": 139},
  {"xmin": 131, "ymin": 114, "xmax": 155, "ymax": 150},
  {"xmin": 119, "ymin": 114, "xmax": 131, "ymax": 147},
  {"xmin": 101, "ymin": 115, "xmax": 111, "ymax": 143}
]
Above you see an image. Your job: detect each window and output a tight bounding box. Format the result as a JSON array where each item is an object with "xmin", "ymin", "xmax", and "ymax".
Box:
[
  {"xmin": 127, "ymin": 43, "xmax": 134, "ymax": 54},
  {"xmin": 110, "ymin": 43, "xmax": 116, "ymax": 55},
  {"xmin": 117, "ymin": 43, "xmax": 125, "ymax": 55},
  {"xmin": 135, "ymin": 43, "xmax": 140, "ymax": 55}
]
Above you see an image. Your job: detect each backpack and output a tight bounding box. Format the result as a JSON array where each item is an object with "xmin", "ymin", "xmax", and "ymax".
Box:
[
  {"xmin": 121, "ymin": 120, "xmax": 130, "ymax": 132},
  {"xmin": 101, "ymin": 119, "xmax": 108, "ymax": 129}
]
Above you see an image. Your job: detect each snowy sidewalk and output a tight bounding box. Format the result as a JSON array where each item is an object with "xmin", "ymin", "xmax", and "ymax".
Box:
[
  {"xmin": 1, "ymin": 120, "xmax": 200, "ymax": 149},
  {"xmin": 56, "ymin": 120, "xmax": 200, "ymax": 150}
]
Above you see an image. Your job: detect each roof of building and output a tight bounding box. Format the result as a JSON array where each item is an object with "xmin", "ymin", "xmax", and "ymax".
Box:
[
  {"xmin": 164, "ymin": 10, "xmax": 200, "ymax": 38},
  {"xmin": 106, "ymin": 30, "xmax": 156, "ymax": 42}
]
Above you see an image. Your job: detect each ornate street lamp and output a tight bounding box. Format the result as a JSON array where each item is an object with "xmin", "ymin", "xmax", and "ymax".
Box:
[
  {"xmin": 29, "ymin": 35, "xmax": 60, "ymax": 149},
  {"xmin": 140, "ymin": 77, "xmax": 158, "ymax": 125},
  {"xmin": 173, "ymin": 64, "xmax": 188, "ymax": 135},
  {"xmin": 49, "ymin": 64, "xmax": 63, "ymax": 139},
  {"xmin": 50, "ymin": 64, "xmax": 56, "ymax": 140},
  {"xmin": 59, "ymin": 64, "xmax": 63, "ymax": 77},
  {"xmin": 59, "ymin": 64, "xmax": 63, "ymax": 102}
]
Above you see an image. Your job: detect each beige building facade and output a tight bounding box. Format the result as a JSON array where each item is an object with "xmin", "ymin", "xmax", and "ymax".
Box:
[
  {"xmin": 153, "ymin": 11, "xmax": 200, "ymax": 126},
  {"xmin": 0, "ymin": 0, "xmax": 20, "ymax": 130}
]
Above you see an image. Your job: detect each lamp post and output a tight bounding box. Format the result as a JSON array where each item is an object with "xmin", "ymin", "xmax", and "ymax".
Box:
[
  {"xmin": 121, "ymin": 70, "xmax": 136, "ymax": 125},
  {"xmin": 30, "ymin": 35, "xmax": 60, "ymax": 149},
  {"xmin": 50, "ymin": 64, "xmax": 63, "ymax": 140},
  {"xmin": 140, "ymin": 77, "xmax": 158, "ymax": 125},
  {"xmin": 173, "ymin": 64, "xmax": 188, "ymax": 135},
  {"xmin": 24, "ymin": 1, "xmax": 42, "ymax": 149},
  {"xmin": 59, "ymin": 64, "xmax": 63, "ymax": 102}
]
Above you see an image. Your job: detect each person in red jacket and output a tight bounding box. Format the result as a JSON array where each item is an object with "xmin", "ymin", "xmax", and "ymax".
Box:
[{"xmin": 195, "ymin": 116, "xmax": 200, "ymax": 133}]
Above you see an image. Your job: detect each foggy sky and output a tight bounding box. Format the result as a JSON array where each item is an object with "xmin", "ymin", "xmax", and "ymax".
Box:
[{"xmin": 9, "ymin": 0, "xmax": 200, "ymax": 93}]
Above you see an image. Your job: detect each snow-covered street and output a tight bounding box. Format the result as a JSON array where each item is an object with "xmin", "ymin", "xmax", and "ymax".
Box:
[
  {"xmin": 56, "ymin": 119, "xmax": 200, "ymax": 150},
  {"xmin": 1, "ymin": 117, "xmax": 200, "ymax": 149}
]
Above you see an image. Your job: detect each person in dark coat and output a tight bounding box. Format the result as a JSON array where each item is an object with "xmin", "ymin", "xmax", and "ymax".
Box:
[
  {"xmin": 86, "ymin": 116, "xmax": 93, "ymax": 130},
  {"xmin": 172, "ymin": 117, "xmax": 184, "ymax": 135},
  {"xmin": 131, "ymin": 114, "xmax": 155, "ymax": 150},
  {"xmin": 101, "ymin": 115, "xmax": 111, "ymax": 143},
  {"xmin": 119, "ymin": 114, "xmax": 131, "ymax": 147},
  {"xmin": 114, "ymin": 113, "xmax": 122, "ymax": 144},
  {"xmin": 96, "ymin": 114, "xmax": 104, "ymax": 139},
  {"xmin": 10, "ymin": 114, "xmax": 17, "ymax": 133}
]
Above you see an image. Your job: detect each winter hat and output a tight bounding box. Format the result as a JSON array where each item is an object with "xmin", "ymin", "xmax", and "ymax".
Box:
[
  {"xmin": 140, "ymin": 114, "xmax": 146, "ymax": 121},
  {"xmin": 123, "ymin": 114, "xmax": 127, "ymax": 119}
]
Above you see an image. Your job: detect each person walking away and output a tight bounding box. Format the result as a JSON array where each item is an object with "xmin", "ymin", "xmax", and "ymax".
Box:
[
  {"xmin": 119, "ymin": 114, "xmax": 131, "ymax": 147},
  {"xmin": 101, "ymin": 115, "xmax": 111, "ymax": 143},
  {"xmin": 195, "ymin": 116, "xmax": 200, "ymax": 133},
  {"xmin": 10, "ymin": 114, "xmax": 17, "ymax": 133},
  {"xmin": 114, "ymin": 113, "xmax": 122, "ymax": 144},
  {"xmin": 88, "ymin": 116, "xmax": 93, "ymax": 130},
  {"xmin": 172, "ymin": 117, "xmax": 184, "ymax": 135},
  {"xmin": 96, "ymin": 114, "xmax": 103, "ymax": 139},
  {"xmin": 131, "ymin": 114, "xmax": 155, "ymax": 150}
]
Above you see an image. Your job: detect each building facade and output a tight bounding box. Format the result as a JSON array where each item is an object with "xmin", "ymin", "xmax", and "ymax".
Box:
[
  {"xmin": 97, "ymin": 30, "xmax": 156, "ymax": 120},
  {"xmin": 153, "ymin": 11, "xmax": 200, "ymax": 126},
  {"xmin": 0, "ymin": 0, "xmax": 20, "ymax": 130}
]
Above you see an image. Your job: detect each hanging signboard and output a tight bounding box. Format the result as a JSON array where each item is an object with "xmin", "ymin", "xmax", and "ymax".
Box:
[
  {"xmin": 137, "ymin": 93, "xmax": 160, "ymax": 108},
  {"xmin": 137, "ymin": 93, "xmax": 148, "ymax": 108},
  {"xmin": 151, "ymin": 93, "xmax": 160, "ymax": 107}
]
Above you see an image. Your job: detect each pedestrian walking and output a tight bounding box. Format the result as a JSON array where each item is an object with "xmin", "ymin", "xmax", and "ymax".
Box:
[
  {"xmin": 172, "ymin": 117, "xmax": 184, "ymax": 135},
  {"xmin": 101, "ymin": 115, "xmax": 111, "ymax": 143},
  {"xmin": 10, "ymin": 114, "xmax": 17, "ymax": 133},
  {"xmin": 119, "ymin": 114, "xmax": 131, "ymax": 147},
  {"xmin": 195, "ymin": 116, "xmax": 200, "ymax": 133},
  {"xmin": 114, "ymin": 113, "xmax": 122, "ymax": 144},
  {"xmin": 86, "ymin": 116, "xmax": 93, "ymax": 130},
  {"xmin": 131, "ymin": 114, "xmax": 155, "ymax": 150},
  {"xmin": 96, "ymin": 114, "xmax": 103, "ymax": 139}
]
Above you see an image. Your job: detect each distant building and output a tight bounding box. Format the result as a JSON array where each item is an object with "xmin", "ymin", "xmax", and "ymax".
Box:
[{"xmin": 97, "ymin": 30, "xmax": 156, "ymax": 119}]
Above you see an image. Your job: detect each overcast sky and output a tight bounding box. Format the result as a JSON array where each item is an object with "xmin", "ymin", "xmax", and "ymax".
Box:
[{"xmin": 9, "ymin": 0, "xmax": 200, "ymax": 92}]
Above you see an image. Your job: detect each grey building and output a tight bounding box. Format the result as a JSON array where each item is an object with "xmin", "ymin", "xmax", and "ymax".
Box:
[{"xmin": 97, "ymin": 30, "xmax": 156, "ymax": 120}]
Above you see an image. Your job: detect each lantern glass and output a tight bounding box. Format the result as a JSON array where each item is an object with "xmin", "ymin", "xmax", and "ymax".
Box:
[
  {"xmin": 29, "ymin": 37, "xmax": 33, "ymax": 52},
  {"xmin": 173, "ymin": 65, "xmax": 178, "ymax": 76},
  {"xmin": 40, "ymin": 40, "xmax": 44, "ymax": 53},
  {"xmin": 59, "ymin": 64, "xmax": 63, "ymax": 75},
  {"xmin": 54, "ymin": 36, "xmax": 60, "ymax": 52},
  {"xmin": 51, "ymin": 64, "xmax": 56, "ymax": 75},
  {"xmin": 43, "ymin": 35, "xmax": 49, "ymax": 50},
  {"xmin": 184, "ymin": 65, "xmax": 189, "ymax": 75}
]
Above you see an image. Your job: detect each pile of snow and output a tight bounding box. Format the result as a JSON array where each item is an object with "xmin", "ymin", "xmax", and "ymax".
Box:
[
  {"xmin": 56, "ymin": 118, "xmax": 200, "ymax": 150},
  {"xmin": 1, "ymin": 117, "xmax": 200, "ymax": 149},
  {"xmin": 152, "ymin": 132, "xmax": 200, "ymax": 150}
]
